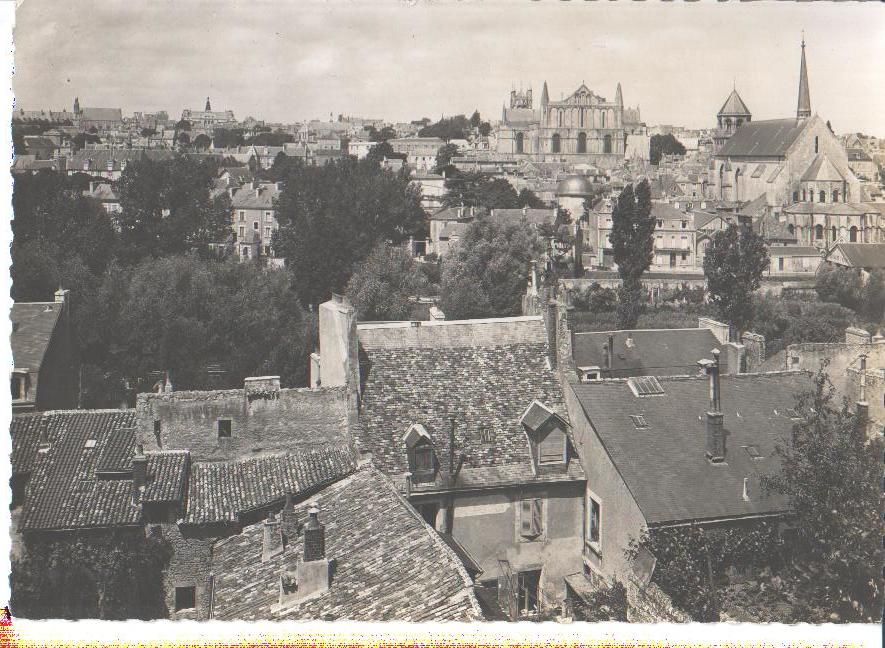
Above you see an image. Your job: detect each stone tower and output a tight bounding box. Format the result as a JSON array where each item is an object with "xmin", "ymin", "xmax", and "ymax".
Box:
[
  {"xmin": 205, "ymin": 96, "xmax": 212, "ymax": 112},
  {"xmin": 73, "ymin": 97, "xmax": 80, "ymax": 114},
  {"xmin": 796, "ymin": 36, "xmax": 811, "ymax": 120}
]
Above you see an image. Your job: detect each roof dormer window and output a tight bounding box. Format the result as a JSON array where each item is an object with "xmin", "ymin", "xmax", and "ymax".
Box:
[{"xmin": 403, "ymin": 424, "xmax": 437, "ymax": 483}]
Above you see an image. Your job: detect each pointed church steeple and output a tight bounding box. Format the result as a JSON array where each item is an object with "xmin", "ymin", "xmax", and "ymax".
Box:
[
  {"xmin": 796, "ymin": 35, "xmax": 811, "ymax": 120},
  {"xmin": 540, "ymin": 81, "xmax": 549, "ymax": 108},
  {"xmin": 615, "ymin": 83, "xmax": 623, "ymax": 107},
  {"xmin": 73, "ymin": 97, "xmax": 80, "ymax": 114},
  {"xmin": 205, "ymin": 96, "xmax": 212, "ymax": 112}
]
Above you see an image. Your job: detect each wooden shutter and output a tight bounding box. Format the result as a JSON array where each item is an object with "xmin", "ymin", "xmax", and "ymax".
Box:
[
  {"xmin": 539, "ymin": 428, "xmax": 566, "ymax": 463},
  {"xmin": 531, "ymin": 498, "xmax": 542, "ymax": 536},
  {"xmin": 520, "ymin": 499, "xmax": 533, "ymax": 536}
]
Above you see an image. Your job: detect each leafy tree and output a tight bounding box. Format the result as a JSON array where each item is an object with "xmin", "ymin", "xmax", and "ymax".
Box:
[
  {"xmin": 859, "ymin": 269, "xmax": 885, "ymax": 323},
  {"xmin": 469, "ymin": 110, "xmax": 481, "ymax": 129},
  {"xmin": 703, "ymin": 223, "xmax": 769, "ymax": 339},
  {"xmin": 752, "ymin": 296, "xmax": 857, "ymax": 355},
  {"xmin": 366, "ymin": 140, "xmax": 403, "ymax": 163},
  {"xmin": 11, "ymin": 528, "xmax": 172, "ymax": 620},
  {"xmin": 212, "ymin": 127, "xmax": 245, "ymax": 149},
  {"xmin": 478, "ymin": 121, "xmax": 491, "ymax": 137},
  {"xmin": 443, "ymin": 171, "xmax": 520, "ymax": 210},
  {"xmin": 366, "ymin": 125, "xmax": 397, "ymax": 143},
  {"xmin": 649, "ymin": 133, "xmax": 686, "ymax": 165},
  {"xmin": 192, "ymin": 133, "xmax": 211, "ymax": 150},
  {"xmin": 246, "ymin": 131, "xmax": 294, "ymax": 147},
  {"xmin": 762, "ymin": 368, "xmax": 884, "ymax": 622},
  {"xmin": 115, "ymin": 156, "xmax": 231, "ymax": 262},
  {"xmin": 71, "ymin": 132, "xmax": 101, "ymax": 152},
  {"xmin": 517, "ymin": 188, "xmax": 545, "ymax": 209},
  {"xmin": 439, "ymin": 215, "xmax": 542, "ymax": 319},
  {"xmin": 345, "ymin": 243, "xmax": 430, "ymax": 321},
  {"xmin": 609, "ymin": 180, "xmax": 654, "ymax": 328},
  {"xmin": 174, "ymin": 119, "xmax": 191, "ymax": 131},
  {"xmin": 434, "ymin": 143, "xmax": 460, "ymax": 174},
  {"xmin": 815, "ymin": 264, "xmax": 863, "ymax": 311},
  {"xmin": 273, "ymin": 157, "xmax": 426, "ymax": 306},
  {"xmin": 419, "ymin": 114, "xmax": 471, "ymax": 141},
  {"xmin": 176, "ymin": 131, "xmax": 191, "ymax": 146}
]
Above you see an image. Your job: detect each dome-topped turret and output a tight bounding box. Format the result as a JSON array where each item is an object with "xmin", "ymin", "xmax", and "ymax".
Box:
[{"xmin": 555, "ymin": 174, "xmax": 593, "ymax": 197}]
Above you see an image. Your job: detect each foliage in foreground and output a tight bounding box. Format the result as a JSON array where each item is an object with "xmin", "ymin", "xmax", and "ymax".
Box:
[{"xmin": 345, "ymin": 243, "xmax": 432, "ymax": 321}]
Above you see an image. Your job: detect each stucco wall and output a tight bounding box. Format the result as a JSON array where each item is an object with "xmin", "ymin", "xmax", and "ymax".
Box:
[{"xmin": 563, "ymin": 381, "xmax": 648, "ymax": 582}]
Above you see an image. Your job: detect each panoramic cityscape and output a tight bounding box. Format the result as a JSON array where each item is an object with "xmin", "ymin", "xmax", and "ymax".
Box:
[{"xmin": 5, "ymin": 0, "xmax": 883, "ymax": 630}]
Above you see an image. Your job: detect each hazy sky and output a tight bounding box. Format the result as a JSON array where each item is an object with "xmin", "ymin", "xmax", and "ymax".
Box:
[{"xmin": 12, "ymin": 0, "xmax": 885, "ymax": 135}]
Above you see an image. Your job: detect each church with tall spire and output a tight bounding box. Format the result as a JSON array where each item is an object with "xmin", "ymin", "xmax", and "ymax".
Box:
[
  {"xmin": 708, "ymin": 37, "xmax": 880, "ymax": 247},
  {"xmin": 496, "ymin": 80, "xmax": 640, "ymax": 167}
]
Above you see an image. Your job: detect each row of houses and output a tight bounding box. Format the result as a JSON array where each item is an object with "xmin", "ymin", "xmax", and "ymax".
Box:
[{"xmin": 12, "ymin": 290, "xmax": 882, "ymax": 621}]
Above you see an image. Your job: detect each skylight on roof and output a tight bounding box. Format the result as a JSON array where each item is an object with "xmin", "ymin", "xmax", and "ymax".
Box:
[
  {"xmin": 627, "ymin": 376, "xmax": 665, "ymax": 397},
  {"xmin": 744, "ymin": 445, "xmax": 763, "ymax": 460},
  {"xmin": 84, "ymin": 439, "xmax": 97, "ymax": 449},
  {"xmin": 629, "ymin": 415, "xmax": 649, "ymax": 430}
]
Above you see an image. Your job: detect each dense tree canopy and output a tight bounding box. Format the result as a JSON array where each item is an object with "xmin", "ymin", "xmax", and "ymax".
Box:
[
  {"xmin": 345, "ymin": 243, "xmax": 431, "ymax": 321},
  {"xmin": 442, "ymin": 171, "xmax": 520, "ymax": 210},
  {"xmin": 418, "ymin": 114, "xmax": 471, "ymax": 141},
  {"xmin": 273, "ymin": 157, "xmax": 426, "ymax": 306},
  {"xmin": 212, "ymin": 127, "xmax": 245, "ymax": 149},
  {"xmin": 434, "ymin": 143, "xmax": 460, "ymax": 174},
  {"xmin": 609, "ymin": 180, "xmax": 654, "ymax": 328},
  {"xmin": 439, "ymin": 216, "xmax": 542, "ymax": 319},
  {"xmin": 649, "ymin": 133, "xmax": 687, "ymax": 165},
  {"xmin": 703, "ymin": 223, "xmax": 770, "ymax": 339}
]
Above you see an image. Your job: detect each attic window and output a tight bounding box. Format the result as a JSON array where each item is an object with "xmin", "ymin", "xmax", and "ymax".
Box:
[
  {"xmin": 627, "ymin": 376, "xmax": 665, "ymax": 397},
  {"xmin": 217, "ymin": 419, "xmax": 232, "ymax": 438},
  {"xmin": 629, "ymin": 415, "xmax": 648, "ymax": 429},
  {"xmin": 743, "ymin": 445, "xmax": 763, "ymax": 460},
  {"xmin": 479, "ymin": 426, "xmax": 495, "ymax": 444}
]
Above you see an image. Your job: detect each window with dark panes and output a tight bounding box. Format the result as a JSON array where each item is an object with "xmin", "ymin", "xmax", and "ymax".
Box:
[
  {"xmin": 217, "ymin": 419, "xmax": 232, "ymax": 438},
  {"xmin": 175, "ymin": 586, "xmax": 196, "ymax": 611}
]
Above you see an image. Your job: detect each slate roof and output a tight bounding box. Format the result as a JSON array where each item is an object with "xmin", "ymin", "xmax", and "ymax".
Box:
[
  {"xmin": 11, "ymin": 302, "xmax": 62, "ymax": 370},
  {"xmin": 716, "ymin": 119, "xmax": 805, "ymax": 158},
  {"xmin": 210, "ymin": 466, "xmax": 483, "ymax": 621},
  {"xmin": 572, "ymin": 329, "xmax": 725, "ymax": 377},
  {"xmin": 10, "ymin": 413, "xmax": 45, "ymax": 475},
  {"xmin": 800, "ymin": 154, "xmax": 845, "ymax": 183},
  {"xmin": 69, "ymin": 148, "xmax": 145, "ymax": 171},
  {"xmin": 784, "ymin": 202, "xmax": 867, "ymax": 216},
  {"xmin": 185, "ymin": 447, "xmax": 355, "ymax": 525},
  {"xmin": 826, "ymin": 243, "xmax": 885, "ymax": 269},
  {"xmin": 571, "ymin": 371, "xmax": 814, "ymax": 524},
  {"xmin": 717, "ymin": 90, "xmax": 751, "ymax": 117},
  {"xmin": 19, "ymin": 410, "xmax": 188, "ymax": 531},
  {"xmin": 358, "ymin": 318, "xmax": 567, "ymax": 477},
  {"xmin": 231, "ymin": 184, "xmax": 281, "ymax": 210}
]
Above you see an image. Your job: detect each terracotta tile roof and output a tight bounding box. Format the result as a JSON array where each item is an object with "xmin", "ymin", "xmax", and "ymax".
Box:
[
  {"xmin": 573, "ymin": 329, "xmax": 725, "ymax": 377},
  {"xmin": 210, "ymin": 466, "xmax": 483, "ymax": 621},
  {"xmin": 10, "ymin": 413, "xmax": 46, "ymax": 474},
  {"xmin": 20, "ymin": 410, "xmax": 188, "ymax": 531},
  {"xmin": 11, "ymin": 302, "xmax": 63, "ymax": 370},
  {"xmin": 716, "ymin": 119, "xmax": 805, "ymax": 158},
  {"xmin": 358, "ymin": 336, "xmax": 566, "ymax": 477},
  {"xmin": 185, "ymin": 447, "xmax": 355, "ymax": 525},
  {"xmin": 95, "ymin": 423, "xmax": 136, "ymax": 475},
  {"xmin": 570, "ymin": 371, "xmax": 814, "ymax": 525}
]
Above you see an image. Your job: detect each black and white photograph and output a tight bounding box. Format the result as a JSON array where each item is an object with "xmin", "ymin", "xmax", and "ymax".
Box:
[{"xmin": 3, "ymin": 0, "xmax": 883, "ymax": 638}]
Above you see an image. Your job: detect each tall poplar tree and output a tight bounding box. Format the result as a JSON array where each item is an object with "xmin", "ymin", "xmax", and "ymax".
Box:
[{"xmin": 609, "ymin": 179, "xmax": 654, "ymax": 329}]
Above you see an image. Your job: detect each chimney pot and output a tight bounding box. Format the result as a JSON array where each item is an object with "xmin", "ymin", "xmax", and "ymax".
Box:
[
  {"xmin": 303, "ymin": 506, "xmax": 325, "ymax": 562},
  {"xmin": 131, "ymin": 444, "xmax": 148, "ymax": 504}
]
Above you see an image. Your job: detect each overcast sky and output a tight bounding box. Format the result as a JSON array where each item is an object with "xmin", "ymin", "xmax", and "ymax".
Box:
[{"xmin": 12, "ymin": 0, "xmax": 885, "ymax": 135}]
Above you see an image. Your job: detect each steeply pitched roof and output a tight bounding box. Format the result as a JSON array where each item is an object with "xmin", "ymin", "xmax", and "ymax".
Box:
[
  {"xmin": 231, "ymin": 184, "xmax": 281, "ymax": 210},
  {"xmin": 571, "ymin": 371, "xmax": 814, "ymax": 525},
  {"xmin": 185, "ymin": 447, "xmax": 355, "ymax": 525},
  {"xmin": 20, "ymin": 410, "xmax": 189, "ymax": 531},
  {"xmin": 717, "ymin": 89, "xmax": 751, "ymax": 117},
  {"xmin": 11, "ymin": 302, "xmax": 63, "ymax": 370},
  {"xmin": 573, "ymin": 329, "xmax": 725, "ymax": 377},
  {"xmin": 357, "ymin": 318, "xmax": 567, "ymax": 478},
  {"xmin": 716, "ymin": 119, "xmax": 805, "ymax": 158},
  {"xmin": 800, "ymin": 154, "xmax": 845, "ymax": 183},
  {"xmin": 210, "ymin": 466, "xmax": 483, "ymax": 621}
]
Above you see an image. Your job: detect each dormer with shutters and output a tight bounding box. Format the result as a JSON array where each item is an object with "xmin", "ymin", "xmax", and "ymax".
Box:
[
  {"xmin": 403, "ymin": 424, "xmax": 438, "ymax": 484},
  {"xmin": 519, "ymin": 400, "xmax": 571, "ymax": 476}
]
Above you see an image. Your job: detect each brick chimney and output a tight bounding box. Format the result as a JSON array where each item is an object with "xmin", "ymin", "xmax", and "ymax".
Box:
[
  {"xmin": 545, "ymin": 299, "xmax": 557, "ymax": 369},
  {"xmin": 318, "ymin": 295, "xmax": 359, "ymax": 394},
  {"xmin": 303, "ymin": 506, "xmax": 325, "ymax": 562},
  {"xmin": 131, "ymin": 444, "xmax": 148, "ymax": 505},
  {"xmin": 699, "ymin": 349, "xmax": 725, "ymax": 463},
  {"xmin": 605, "ymin": 334, "xmax": 614, "ymax": 371},
  {"xmin": 262, "ymin": 511, "xmax": 284, "ymax": 561}
]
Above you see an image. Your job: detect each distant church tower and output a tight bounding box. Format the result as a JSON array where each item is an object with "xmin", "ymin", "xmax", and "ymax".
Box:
[
  {"xmin": 205, "ymin": 96, "xmax": 212, "ymax": 112},
  {"xmin": 713, "ymin": 87, "xmax": 751, "ymax": 153},
  {"xmin": 796, "ymin": 36, "xmax": 811, "ymax": 120},
  {"xmin": 73, "ymin": 96, "xmax": 80, "ymax": 115}
]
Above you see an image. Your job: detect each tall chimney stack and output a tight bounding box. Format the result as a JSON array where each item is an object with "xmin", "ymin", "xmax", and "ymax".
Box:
[
  {"xmin": 605, "ymin": 334, "xmax": 614, "ymax": 371},
  {"xmin": 856, "ymin": 354, "xmax": 869, "ymax": 436},
  {"xmin": 131, "ymin": 444, "xmax": 148, "ymax": 504},
  {"xmin": 303, "ymin": 506, "xmax": 326, "ymax": 562},
  {"xmin": 262, "ymin": 511, "xmax": 284, "ymax": 561},
  {"xmin": 699, "ymin": 350, "xmax": 725, "ymax": 462},
  {"xmin": 318, "ymin": 295, "xmax": 359, "ymax": 395}
]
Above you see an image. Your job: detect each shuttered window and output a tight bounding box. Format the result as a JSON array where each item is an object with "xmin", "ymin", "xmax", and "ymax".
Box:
[
  {"xmin": 539, "ymin": 428, "xmax": 566, "ymax": 464},
  {"xmin": 520, "ymin": 497, "xmax": 543, "ymax": 539}
]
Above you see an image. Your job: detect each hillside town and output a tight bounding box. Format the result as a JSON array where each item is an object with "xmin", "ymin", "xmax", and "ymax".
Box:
[{"xmin": 7, "ymin": 8, "xmax": 884, "ymax": 629}]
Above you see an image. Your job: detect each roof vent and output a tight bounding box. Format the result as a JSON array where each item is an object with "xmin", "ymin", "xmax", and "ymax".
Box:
[
  {"xmin": 629, "ymin": 414, "xmax": 648, "ymax": 429},
  {"xmin": 84, "ymin": 439, "xmax": 97, "ymax": 449}
]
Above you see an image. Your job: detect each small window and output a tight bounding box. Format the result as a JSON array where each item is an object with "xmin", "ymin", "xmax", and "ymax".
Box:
[
  {"xmin": 539, "ymin": 428, "xmax": 566, "ymax": 464},
  {"xmin": 253, "ymin": 221, "xmax": 259, "ymax": 230},
  {"xmin": 175, "ymin": 586, "xmax": 196, "ymax": 611},
  {"xmin": 265, "ymin": 211, "xmax": 273, "ymax": 221},
  {"xmin": 264, "ymin": 226, "xmax": 272, "ymax": 238},
  {"xmin": 629, "ymin": 414, "xmax": 648, "ymax": 429},
  {"xmin": 413, "ymin": 445, "xmax": 434, "ymax": 472},
  {"xmin": 238, "ymin": 211, "xmax": 245, "ymax": 221},
  {"xmin": 588, "ymin": 496, "xmax": 601, "ymax": 546},
  {"xmin": 479, "ymin": 426, "xmax": 495, "ymax": 444},
  {"xmin": 681, "ymin": 220, "xmax": 687, "ymax": 229},
  {"xmin": 217, "ymin": 419, "xmax": 232, "ymax": 438},
  {"xmin": 238, "ymin": 226, "xmax": 245, "ymax": 238},
  {"xmin": 744, "ymin": 445, "xmax": 763, "ymax": 460},
  {"xmin": 778, "ymin": 257, "xmax": 784, "ymax": 271},
  {"xmin": 520, "ymin": 497, "xmax": 543, "ymax": 539}
]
